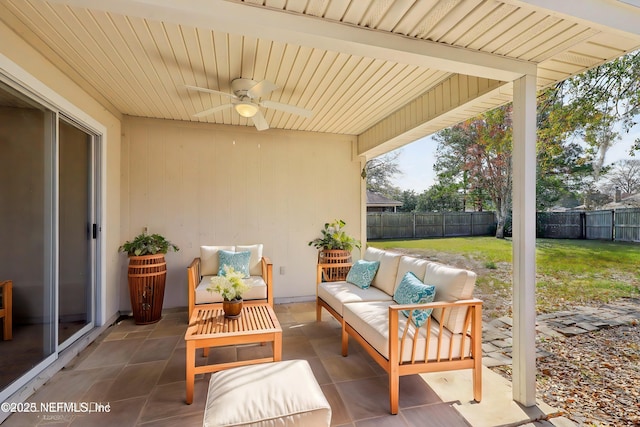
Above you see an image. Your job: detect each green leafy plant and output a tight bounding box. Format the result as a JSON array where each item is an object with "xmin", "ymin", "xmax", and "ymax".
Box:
[
  {"xmin": 119, "ymin": 232, "xmax": 179, "ymax": 256},
  {"xmin": 308, "ymin": 219, "xmax": 361, "ymax": 252},
  {"xmin": 207, "ymin": 266, "xmax": 251, "ymax": 301}
]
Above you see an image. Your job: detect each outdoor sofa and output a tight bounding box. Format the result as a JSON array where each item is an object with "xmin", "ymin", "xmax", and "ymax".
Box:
[{"xmin": 316, "ymin": 246, "xmax": 482, "ymax": 414}]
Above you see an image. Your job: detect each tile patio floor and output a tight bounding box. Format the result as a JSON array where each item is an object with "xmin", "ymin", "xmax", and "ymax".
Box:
[{"xmin": 2, "ymin": 302, "xmax": 568, "ymax": 427}]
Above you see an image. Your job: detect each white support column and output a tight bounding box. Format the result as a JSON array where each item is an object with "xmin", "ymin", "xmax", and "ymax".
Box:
[{"xmin": 511, "ymin": 73, "xmax": 537, "ymax": 406}]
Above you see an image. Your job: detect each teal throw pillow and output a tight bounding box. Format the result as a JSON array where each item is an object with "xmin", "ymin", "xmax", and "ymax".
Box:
[
  {"xmin": 346, "ymin": 260, "xmax": 380, "ymax": 289},
  {"xmin": 218, "ymin": 250, "xmax": 251, "ymax": 278},
  {"xmin": 393, "ymin": 272, "xmax": 436, "ymax": 327}
]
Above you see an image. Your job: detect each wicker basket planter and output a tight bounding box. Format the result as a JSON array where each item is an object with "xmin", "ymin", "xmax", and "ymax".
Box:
[
  {"xmin": 318, "ymin": 249, "xmax": 352, "ymax": 281},
  {"xmin": 127, "ymin": 254, "xmax": 167, "ymax": 324}
]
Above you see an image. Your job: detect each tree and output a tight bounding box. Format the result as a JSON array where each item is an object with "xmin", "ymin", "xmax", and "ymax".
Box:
[
  {"xmin": 602, "ymin": 159, "xmax": 640, "ymax": 194},
  {"xmin": 561, "ymin": 50, "xmax": 640, "ymax": 159},
  {"xmin": 535, "ymin": 87, "xmax": 595, "ymax": 210},
  {"xmin": 462, "ymin": 106, "xmax": 513, "ymax": 238},
  {"xmin": 416, "ymin": 183, "xmax": 463, "ymax": 212},
  {"xmin": 365, "ymin": 151, "xmax": 402, "ymax": 197},
  {"xmin": 397, "ymin": 190, "xmax": 418, "ymax": 212}
]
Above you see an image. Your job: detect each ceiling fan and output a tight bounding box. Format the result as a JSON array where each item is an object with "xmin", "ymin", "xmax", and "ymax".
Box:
[{"xmin": 185, "ymin": 78, "xmax": 313, "ymax": 131}]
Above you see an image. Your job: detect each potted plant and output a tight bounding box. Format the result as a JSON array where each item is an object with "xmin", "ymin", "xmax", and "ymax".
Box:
[
  {"xmin": 119, "ymin": 231, "xmax": 179, "ymax": 324},
  {"xmin": 207, "ymin": 266, "xmax": 251, "ymax": 318},
  {"xmin": 308, "ymin": 219, "xmax": 361, "ymax": 281}
]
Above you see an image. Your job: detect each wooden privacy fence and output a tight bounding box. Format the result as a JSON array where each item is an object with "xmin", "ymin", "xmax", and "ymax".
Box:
[
  {"xmin": 367, "ymin": 212, "xmax": 496, "ymax": 239},
  {"xmin": 537, "ymin": 208, "xmax": 640, "ymax": 242},
  {"xmin": 368, "ymin": 208, "xmax": 640, "ymax": 242}
]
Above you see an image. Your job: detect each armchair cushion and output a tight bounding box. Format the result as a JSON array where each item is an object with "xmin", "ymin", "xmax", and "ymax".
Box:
[{"xmin": 196, "ymin": 276, "xmax": 268, "ymax": 304}]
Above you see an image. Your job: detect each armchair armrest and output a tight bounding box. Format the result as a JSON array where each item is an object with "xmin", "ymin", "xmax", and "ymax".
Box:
[
  {"xmin": 0, "ymin": 280, "xmax": 12, "ymax": 340},
  {"xmin": 261, "ymin": 256, "xmax": 273, "ymax": 307},
  {"xmin": 187, "ymin": 257, "xmax": 201, "ymax": 316}
]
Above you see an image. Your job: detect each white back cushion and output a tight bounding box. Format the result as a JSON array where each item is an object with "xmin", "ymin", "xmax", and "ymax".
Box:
[
  {"xmin": 200, "ymin": 246, "xmax": 235, "ymax": 276},
  {"xmin": 394, "ymin": 256, "xmax": 432, "ymax": 293},
  {"xmin": 237, "ymin": 244, "xmax": 263, "ymax": 276},
  {"xmin": 363, "ymin": 247, "xmax": 401, "ymax": 296},
  {"xmin": 426, "ymin": 262, "xmax": 476, "ymax": 333}
]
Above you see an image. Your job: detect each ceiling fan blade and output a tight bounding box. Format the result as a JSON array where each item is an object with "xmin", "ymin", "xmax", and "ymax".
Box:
[
  {"xmin": 260, "ymin": 99, "xmax": 313, "ymax": 118},
  {"xmin": 193, "ymin": 104, "xmax": 233, "ymax": 118},
  {"xmin": 251, "ymin": 110, "xmax": 269, "ymax": 131},
  {"xmin": 247, "ymin": 80, "xmax": 278, "ymax": 99},
  {"xmin": 184, "ymin": 84, "xmax": 237, "ymax": 99}
]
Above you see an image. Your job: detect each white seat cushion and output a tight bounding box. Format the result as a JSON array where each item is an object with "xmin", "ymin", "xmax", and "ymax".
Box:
[
  {"xmin": 204, "ymin": 360, "xmax": 331, "ymax": 427},
  {"xmin": 343, "ymin": 301, "xmax": 470, "ymax": 363},
  {"xmin": 195, "ymin": 275, "xmax": 267, "ymax": 304},
  {"xmin": 318, "ymin": 281, "xmax": 392, "ymax": 317}
]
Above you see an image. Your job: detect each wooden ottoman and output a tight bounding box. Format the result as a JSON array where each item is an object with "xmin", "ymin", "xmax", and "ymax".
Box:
[{"xmin": 203, "ymin": 360, "xmax": 331, "ymax": 427}]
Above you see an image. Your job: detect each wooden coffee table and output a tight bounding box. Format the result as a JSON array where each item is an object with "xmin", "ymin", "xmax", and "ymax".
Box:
[{"xmin": 184, "ymin": 301, "xmax": 282, "ymax": 404}]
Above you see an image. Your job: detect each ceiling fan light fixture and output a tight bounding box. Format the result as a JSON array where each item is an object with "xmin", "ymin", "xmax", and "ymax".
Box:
[{"xmin": 235, "ymin": 102, "xmax": 259, "ymax": 118}]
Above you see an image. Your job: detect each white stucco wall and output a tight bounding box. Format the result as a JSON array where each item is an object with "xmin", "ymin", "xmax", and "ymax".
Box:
[
  {"xmin": 121, "ymin": 116, "xmax": 363, "ymax": 309},
  {"xmin": 0, "ymin": 20, "xmax": 122, "ymax": 325}
]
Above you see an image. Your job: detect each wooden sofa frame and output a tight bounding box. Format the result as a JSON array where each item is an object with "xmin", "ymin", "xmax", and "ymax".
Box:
[
  {"xmin": 316, "ymin": 262, "xmax": 482, "ymax": 415},
  {"xmin": 187, "ymin": 256, "xmax": 274, "ymax": 316}
]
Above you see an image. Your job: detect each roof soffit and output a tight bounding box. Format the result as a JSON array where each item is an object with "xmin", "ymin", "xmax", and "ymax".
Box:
[{"xmin": 48, "ymin": 0, "xmax": 537, "ymax": 81}]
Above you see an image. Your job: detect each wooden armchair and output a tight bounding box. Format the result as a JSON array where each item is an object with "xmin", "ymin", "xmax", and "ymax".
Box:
[
  {"xmin": 187, "ymin": 257, "xmax": 273, "ymax": 316},
  {"xmin": 0, "ymin": 280, "xmax": 12, "ymax": 340}
]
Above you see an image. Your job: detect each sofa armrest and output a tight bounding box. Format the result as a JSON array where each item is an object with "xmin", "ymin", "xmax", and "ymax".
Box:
[
  {"xmin": 316, "ymin": 262, "xmax": 353, "ymax": 286},
  {"xmin": 388, "ymin": 298, "xmax": 483, "ymax": 367},
  {"xmin": 187, "ymin": 257, "xmax": 201, "ymax": 316},
  {"xmin": 261, "ymin": 256, "xmax": 274, "ymax": 307}
]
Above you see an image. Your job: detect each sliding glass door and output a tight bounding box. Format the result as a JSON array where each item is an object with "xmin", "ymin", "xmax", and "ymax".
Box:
[
  {"xmin": 0, "ymin": 80, "xmax": 99, "ymax": 397},
  {"xmin": 58, "ymin": 120, "xmax": 96, "ymax": 347}
]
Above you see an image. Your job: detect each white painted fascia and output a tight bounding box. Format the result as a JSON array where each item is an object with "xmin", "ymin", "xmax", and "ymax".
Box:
[{"xmin": 507, "ymin": 0, "xmax": 640, "ymax": 38}]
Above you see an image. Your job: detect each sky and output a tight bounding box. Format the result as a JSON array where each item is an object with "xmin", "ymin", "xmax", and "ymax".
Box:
[{"xmin": 388, "ymin": 127, "xmax": 640, "ymax": 193}]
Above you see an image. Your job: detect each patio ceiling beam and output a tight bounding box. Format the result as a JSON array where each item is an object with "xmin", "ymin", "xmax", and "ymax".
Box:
[
  {"xmin": 506, "ymin": 0, "xmax": 640, "ymax": 38},
  {"xmin": 50, "ymin": 0, "xmax": 536, "ymax": 82}
]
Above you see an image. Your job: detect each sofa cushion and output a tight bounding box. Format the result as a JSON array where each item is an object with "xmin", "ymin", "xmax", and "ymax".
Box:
[
  {"xmin": 426, "ymin": 262, "xmax": 477, "ymax": 334},
  {"xmin": 363, "ymin": 247, "xmax": 401, "ymax": 296},
  {"xmin": 196, "ymin": 276, "xmax": 267, "ymax": 304},
  {"xmin": 392, "ymin": 272, "xmax": 436, "ymax": 327},
  {"xmin": 200, "ymin": 245, "xmax": 235, "ymax": 276},
  {"xmin": 343, "ymin": 301, "xmax": 470, "ymax": 362},
  {"xmin": 237, "ymin": 244, "xmax": 263, "ymax": 276},
  {"xmin": 394, "ymin": 256, "xmax": 432, "ymax": 293},
  {"xmin": 218, "ymin": 250, "xmax": 251, "ymax": 277},
  {"xmin": 317, "ymin": 281, "xmax": 392, "ymax": 317},
  {"xmin": 346, "ymin": 260, "xmax": 380, "ymax": 289}
]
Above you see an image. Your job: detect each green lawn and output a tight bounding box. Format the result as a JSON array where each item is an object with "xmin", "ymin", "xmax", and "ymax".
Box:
[{"xmin": 369, "ymin": 237, "xmax": 640, "ymax": 315}]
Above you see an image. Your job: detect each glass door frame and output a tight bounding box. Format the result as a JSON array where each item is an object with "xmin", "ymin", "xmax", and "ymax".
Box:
[{"xmin": 56, "ymin": 115, "xmax": 100, "ymax": 351}]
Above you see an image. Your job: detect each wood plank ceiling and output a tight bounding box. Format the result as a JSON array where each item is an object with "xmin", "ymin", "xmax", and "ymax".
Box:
[{"xmin": 1, "ymin": 0, "xmax": 639, "ymax": 143}]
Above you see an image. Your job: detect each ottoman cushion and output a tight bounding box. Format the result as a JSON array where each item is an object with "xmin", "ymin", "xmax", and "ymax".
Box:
[{"xmin": 203, "ymin": 360, "xmax": 331, "ymax": 427}]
